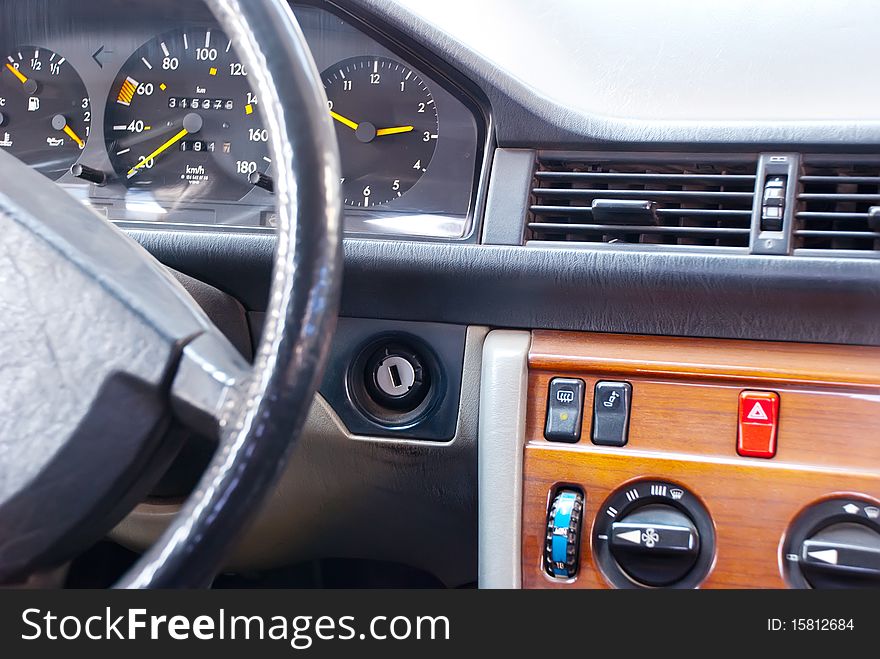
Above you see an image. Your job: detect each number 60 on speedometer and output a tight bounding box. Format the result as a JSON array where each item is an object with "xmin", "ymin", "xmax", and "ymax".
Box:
[{"xmin": 103, "ymin": 28, "xmax": 270, "ymax": 202}]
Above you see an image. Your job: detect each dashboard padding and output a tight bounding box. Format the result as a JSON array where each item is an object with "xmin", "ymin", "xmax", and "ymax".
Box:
[{"xmin": 130, "ymin": 230, "xmax": 880, "ymax": 346}]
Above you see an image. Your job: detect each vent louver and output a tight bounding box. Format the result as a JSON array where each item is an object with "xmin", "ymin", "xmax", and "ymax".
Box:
[
  {"xmin": 795, "ymin": 156, "xmax": 880, "ymax": 254},
  {"xmin": 528, "ymin": 153, "xmax": 758, "ymax": 249}
]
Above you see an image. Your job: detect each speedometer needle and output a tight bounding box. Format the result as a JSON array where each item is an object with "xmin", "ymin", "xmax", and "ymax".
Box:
[
  {"xmin": 128, "ymin": 128, "xmax": 187, "ymax": 178},
  {"xmin": 127, "ymin": 112, "xmax": 202, "ymax": 178}
]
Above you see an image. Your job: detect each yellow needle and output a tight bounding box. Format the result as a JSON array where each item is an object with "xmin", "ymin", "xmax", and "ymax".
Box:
[
  {"xmin": 62, "ymin": 124, "xmax": 85, "ymax": 149},
  {"xmin": 127, "ymin": 127, "xmax": 188, "ymax": 177},
  {"xmin": 330, "ymin": 110, "xmax": 358, "ymax": 131},
  {"xmin": 5, "ymin": 62, "xmax": 28, "ymax": 84},
  {"xmin": 376, "ymin": 125, "xmax": 414, "ymax": 137}
]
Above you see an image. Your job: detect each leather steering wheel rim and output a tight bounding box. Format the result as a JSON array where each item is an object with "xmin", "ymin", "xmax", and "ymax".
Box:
[{"xmin": 115, "ymin": 0, "xmax": 343, "ymax": 587}]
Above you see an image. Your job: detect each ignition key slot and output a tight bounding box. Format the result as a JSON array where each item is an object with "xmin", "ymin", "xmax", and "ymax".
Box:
[
  {"xmin": 348, "ymin": 333, "xmax": 441, "ymax": 428},
  {"xmin": 364, "ymin": 342, "xmax": 430, "ymax": 412},
  {"xmin": 317, "ymin": 319, "xmax": 465, "ymax": 441}
]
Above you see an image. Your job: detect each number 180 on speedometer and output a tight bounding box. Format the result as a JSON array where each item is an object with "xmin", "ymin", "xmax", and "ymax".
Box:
[{"xmin": 103, "ymin": 28, "xmax": 270, "ymax": 201}]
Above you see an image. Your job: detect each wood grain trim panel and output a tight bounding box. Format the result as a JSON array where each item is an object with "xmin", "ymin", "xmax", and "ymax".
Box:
[
  {"xmin": 522, "ymin": 331, "xmax": 880, "ymax": 589},
  {"xmin": 526, "ymin": 372, "xmax": 880, "ymax": 472},
  {"xmin": 522, "ymin": 446, "xmax": 880, "ymax": 589},
  {"xmin": 530, "ymin": 331, "xmax": 880, "ymax": 389}
]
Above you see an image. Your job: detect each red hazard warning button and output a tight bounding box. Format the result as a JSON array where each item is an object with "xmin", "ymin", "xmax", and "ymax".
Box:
[{"xmin": 737, "ymin": 391, "xmax": 779, "ymax": 458}]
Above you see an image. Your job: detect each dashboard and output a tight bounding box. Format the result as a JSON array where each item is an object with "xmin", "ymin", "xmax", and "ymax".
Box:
[
  {"xmin": 0, "ymin": 0, "xmax": 486, "ymax": 239},
  {"xmin": 2, "ymin": 0, "xmax": 879, "ymax": 590}
]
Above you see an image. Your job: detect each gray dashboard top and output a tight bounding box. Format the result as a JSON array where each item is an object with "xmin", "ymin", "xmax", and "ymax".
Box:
[{"xmin": 360, "ymin": 0, "xmax": 880, "ymax": 146}]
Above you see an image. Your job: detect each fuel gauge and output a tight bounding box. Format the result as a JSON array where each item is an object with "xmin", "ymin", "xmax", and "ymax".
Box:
[{"xmin": 0, "ymin": 47, "xmax": 90, "ymax": 180}]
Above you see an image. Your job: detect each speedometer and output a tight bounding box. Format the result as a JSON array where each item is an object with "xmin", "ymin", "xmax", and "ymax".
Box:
[{"xmin": 104, "ymin": 29, "xmax": 269, "ymax": 201}]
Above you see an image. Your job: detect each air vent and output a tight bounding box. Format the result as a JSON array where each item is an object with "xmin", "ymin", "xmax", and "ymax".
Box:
[
  {"xmin": 528, "ymin": 153, "xmax": 758, "ymax": 249},
  {"xmin": 795, "ymin": 156, "xmax": 880, "ymax": 254}
]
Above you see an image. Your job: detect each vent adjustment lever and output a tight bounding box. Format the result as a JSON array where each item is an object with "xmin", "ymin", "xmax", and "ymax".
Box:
[
  {"xmin": 591, "ymin": 198, "xmax": 659, "ymax": 225},
  {"xmin": 760, "ymin": 175, "xmax": 787, "ymax": 232},
  {"xmin": 750, "ymin": 153, "xmax": 799, "ymax": 256}
]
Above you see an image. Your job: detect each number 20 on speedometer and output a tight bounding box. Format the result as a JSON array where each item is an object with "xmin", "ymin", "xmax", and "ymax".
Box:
[{"xmin": 104, "ymin": 29, "xmax": 270, "ymax": 201}]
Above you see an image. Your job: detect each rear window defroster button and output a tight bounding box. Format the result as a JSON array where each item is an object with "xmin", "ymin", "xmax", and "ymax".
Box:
[{"xmin": 544, "ymin": 378, "xmax": 585, "ymax": 443}]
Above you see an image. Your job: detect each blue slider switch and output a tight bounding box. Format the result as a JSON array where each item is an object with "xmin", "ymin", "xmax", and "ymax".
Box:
[{"xmin": 545, "ymin": 489, "xmax": 584, "ymax": 579}]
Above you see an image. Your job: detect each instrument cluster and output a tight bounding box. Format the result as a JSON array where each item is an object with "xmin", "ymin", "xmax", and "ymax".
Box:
[{"xmin": 0, "ymin": 1, "xmax": 485, "ymax": 239}]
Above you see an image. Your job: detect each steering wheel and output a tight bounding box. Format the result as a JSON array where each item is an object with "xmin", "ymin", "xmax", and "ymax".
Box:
[{"xmin": 0, "ymin": 0, "xmax": 342, "ymax": 588}]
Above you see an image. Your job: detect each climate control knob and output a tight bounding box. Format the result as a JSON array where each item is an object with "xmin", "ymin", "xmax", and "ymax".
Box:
[
  {"xmin": 783, "ymin": 497, "xmax": 880, "ymax": 589},
  {"xmin": 594, "ymin": 481, "xmax": 714, "ymax": 588},
  {"xmin": 610, "ymin": 504, "xmax": 700, "ymax": 587}
]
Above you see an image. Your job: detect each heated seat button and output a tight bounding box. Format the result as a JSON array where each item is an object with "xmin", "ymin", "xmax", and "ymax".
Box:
[
  {"xmin": 591, "ymin": 381, "xmax": 632, "ymax": 447},
  {"xmin": 544, "ymin": 378, "xmax": 585, "ymax": 443},
  {"xmin": 737, "ymin": 390, "xmax": 779, "ymax": 459}
]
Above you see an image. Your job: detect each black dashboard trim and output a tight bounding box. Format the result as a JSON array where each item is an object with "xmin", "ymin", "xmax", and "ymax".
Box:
[{"xmin": 128, "ymin": 229, "xmax": 880, "ymax": 346}]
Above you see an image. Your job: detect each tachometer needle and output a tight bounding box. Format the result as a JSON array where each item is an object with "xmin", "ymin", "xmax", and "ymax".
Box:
[
  {"xmin": 127, "ymin": 112, "xmax": 203, "ymax": 178},
  {"xmin": 375, "ymin": 125, "xmax": 414, "ymax": 137},
  {"xmin": 330, "ymin": 110, "xmax": 358, "ymax": 131}
]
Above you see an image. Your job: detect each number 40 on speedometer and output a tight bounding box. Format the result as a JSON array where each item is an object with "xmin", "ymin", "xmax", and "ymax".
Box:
[{"xmin": 103, "ymin": 28, "xmax": 270, "ymax": 202}]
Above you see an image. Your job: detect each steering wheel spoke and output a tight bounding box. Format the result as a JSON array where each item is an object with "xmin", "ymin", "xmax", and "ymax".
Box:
[
  {"xmin": 170, "ymin": 332, "xmax": 251, "ymax": 439},
  {"xmin": 0, "ymin": 150, "xmax": 225, "ymax": 582},
  {"xmin": 0, "ymin": 0, "xmax": 342, "ymax": 588}
]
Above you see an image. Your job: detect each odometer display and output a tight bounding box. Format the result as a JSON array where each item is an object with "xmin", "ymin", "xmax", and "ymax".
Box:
[
  {"xmin": 322, "ymin": 56, "xmax": 438, "ymax": 208},
  {"xmin": 104, "ymin": 29, "xmax": 268, "ymax": 201}
]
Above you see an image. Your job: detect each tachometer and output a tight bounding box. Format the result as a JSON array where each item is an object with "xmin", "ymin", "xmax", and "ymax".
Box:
[
  {"xmin": 322, "ymin": 56, "xmax": 438, "ymax": 208},
  {"xmin": 0, "ymin": 47, "xmax": 90, "ymax": 180},
  {"xmin": 104, "ymin": 29, "xmax": 269, "ymax": 201}
]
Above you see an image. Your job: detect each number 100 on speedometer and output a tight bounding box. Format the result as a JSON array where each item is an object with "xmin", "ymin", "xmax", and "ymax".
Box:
[{"xmin": 104, "ymin": 29, "xmax": 270, "ymax": 201}]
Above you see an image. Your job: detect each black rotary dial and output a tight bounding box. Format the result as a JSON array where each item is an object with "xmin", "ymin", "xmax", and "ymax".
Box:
[
  {"xmin": 104, "ymin": 29, "xmax": 269, "ymax": 201},
  {"xmin": 593, "ymin": 480, "xmax": 716, "ymax": 589},
  {"xmin": 0, "ymin": 47, "xmax": 90, "ymax": 180},
  {"xmin": 322, "ymin": 56, "xmax": 438, "ymax": 208}
]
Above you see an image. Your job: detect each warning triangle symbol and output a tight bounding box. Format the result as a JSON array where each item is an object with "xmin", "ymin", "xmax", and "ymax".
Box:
[{"xmin": 746, "ymin": 401, "xmax": 769, "ymax": 421}]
